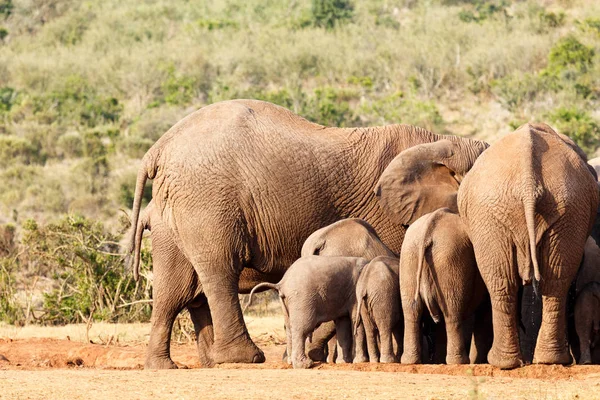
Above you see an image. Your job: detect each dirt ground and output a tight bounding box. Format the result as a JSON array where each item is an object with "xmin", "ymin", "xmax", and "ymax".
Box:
[{"xmin": 1, "ymin": 316, "xmax": 599, "ymax": 400}]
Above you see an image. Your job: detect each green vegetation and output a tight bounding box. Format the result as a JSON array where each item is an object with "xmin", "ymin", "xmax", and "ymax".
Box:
[{"xmin": 0, "ymin": 0, "xmax": 599, "ymax": 324}]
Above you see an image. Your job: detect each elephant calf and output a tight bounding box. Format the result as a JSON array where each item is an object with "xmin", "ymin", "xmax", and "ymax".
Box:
[
  {"xmin": 575, "ymin": 282, "xmax": 600, "ymax": 364},
  {"xmin": 246, "ymin": 256, "xmax": 368, "ymax": 369},
  {"xmin": 399, "ymin": 208, "xmax": 487, "ymax": 365},
  {"xmin": 354, "ymin": 256, "xmax": 402, "ymax": 363}
]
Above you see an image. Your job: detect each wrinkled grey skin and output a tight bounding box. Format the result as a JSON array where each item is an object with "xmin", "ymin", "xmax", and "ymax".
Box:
[
  {"xmin": 354, "ymin": 256, "xmax": 401, "ymax": 363},
  {"xmin": 377, "ymin": 123, "xmax": 598, "ymax": 369},
  {"xmin": 399, "ymin": 208, "xmax": 487, "ymax": 365},
  {"xmin": 300, "ymin": 218, "xmax": 398, "ymax": 363},
  {"xmin": 246, "ymin": 256, "xmax": 368, "ymax": 368},
  {"xmin": 575, "ymin": 282, "xmax": 600, "ymax": 364},
  {"xmin": 133, "ymin": 200, "xmax": 278, "ymax": 368},
  {"xmin": 127, "ymin": 99, "xmax": 488, "ymax": 366}
]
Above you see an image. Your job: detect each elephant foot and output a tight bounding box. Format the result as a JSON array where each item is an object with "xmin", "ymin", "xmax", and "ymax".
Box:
[
  {"xmin": 307, "ymin": 347, "xmax": 327, "ymax": 362},
  {"xmin": 144, "ymin": 356, "xmax": 179, "ymax": 370},
  {"xmin": 578, "ymin": 351, "xmax": 592, "ymax": 365},
  {"xmin": 401, "ymin": 352, "xmax": 421, "ymax": 365},
  {"xmin": 292, "ymin": 356, "xmax": 314, "ymax": 369},
  {"xmin": 380, "ymin": 354, "xmax": 397, "ymax": 363},
  {"xmin": 446, "ymin": 353, "xmax": 470, "ymax": 365},
  {"xmin": 533, "ymin": 347, "xmax": 572, "ymax": 365},
  {"xmin": 353, "ymin": 355, "xmax": 369, "ymax": 363},
  {"xmin": 487, "ymin": 347, "xmax": 523, "ymax": 369},
  {"xmin": 210, "ymin": 336, "xmax": 265, "ymax": 364}
]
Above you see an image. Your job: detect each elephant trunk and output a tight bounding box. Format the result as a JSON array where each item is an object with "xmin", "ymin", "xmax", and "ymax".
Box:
[{"xmin": 243, "ymin": 282, "xmax": 280, "ymax": 312}]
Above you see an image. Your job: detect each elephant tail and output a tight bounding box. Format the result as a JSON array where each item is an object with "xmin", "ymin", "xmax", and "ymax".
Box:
[
  {"xmin": 353, "ymin": 293, "xmax": 366, "ymax": 337},
  {"xmin": 524, "ymin": 195, "xmax": 541, "ymax": 284},
  {"xmin": 414, "ymin": 219, "xmax": 442, "ymax": 323},
  {"xmin": 126, "ymin": 151, "xmax": 159, "ymax": 257},
  {"xmin": 132, "ymin": 201, "xmax": 153, "ymax": 281},
  {"xmin": 243, "ymin": 282, "xmax": 280, "ymax": 312},
  {"xmin": 522, "ymin": 130, "xmax": 543, "ymax": 289}
]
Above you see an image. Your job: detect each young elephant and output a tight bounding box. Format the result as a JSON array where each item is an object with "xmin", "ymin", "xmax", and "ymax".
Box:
[
  {"xmin": 246, "ymin": 256, "xmax": 368, "ymax": 368},
  {"xmin": 354, "ymin": 256, "xmax": 402, "ymax": 363},
  {"xmin": 575, "ymin": 282, "xmax": 600, "ymax": 364},
  {"xmin": 577, "ymin": 237, "xmax": 600, "ymax": 293},
  {"xmin": 399, "ymin": 208, "xmax": 487, "ymax": 365},
  {"xmin": 300, "ymin": 218, "xmax": 398, "ymax": 363}
]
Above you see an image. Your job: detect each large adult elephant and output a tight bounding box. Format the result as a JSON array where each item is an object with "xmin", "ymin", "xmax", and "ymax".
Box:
[
  {"xmin": 127, "ymin": 99, "xmax": 489, "ymax": 367},
  {"xmin": 376, "ymin": 123, "xmax": 598, "ymax": 369}
]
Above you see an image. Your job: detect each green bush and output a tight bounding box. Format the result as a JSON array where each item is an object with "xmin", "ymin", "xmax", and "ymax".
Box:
[
  {"xmin": 491, "ymin": 72, "xmax": 544, "ymax": 111},
  {"xmin": 546, "ymin": 35, "xmax": 595, "ymax": 76},
  {"xmin": 549, "ymin": 107, "xmax": 600, "ymax": 157},
  {"xmin": 310, "ymin": 0, "xmax": 354, "ymax": 29},
  {"xmin": 57, "ymin": 131, "xmax": 84, "ymax": 158},
  {"xmin": 0, "ymin": 135, "xmax": 41, "ymax": 166},
  {"xmin": 0, "ymin": 87, "xmax": 16, "ymax": 112},
  {"xmin": 0, "ymin": 0, "xmax": 12, "ymax": 18},
  {"xmin": 20, "ymin": 215, "xmax": 151, "ymax": 324},
  {"xmin": 458, "ymin": 0, "xmax": 509, "ymax": 23}
]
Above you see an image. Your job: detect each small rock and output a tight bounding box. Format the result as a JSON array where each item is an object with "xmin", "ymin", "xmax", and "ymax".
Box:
[{"xmin": 0, "ymin": 354, "xmax": 9, "ymax": 363}]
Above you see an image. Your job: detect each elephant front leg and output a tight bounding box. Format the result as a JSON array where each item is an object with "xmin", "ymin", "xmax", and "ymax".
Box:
[
  {"xmin": 188, "ymin": 300, "xmax": 214, "ymax": 367},
  {"xmin": 199, "ymin": 272, "xmax": 265, "ymax": 364}
]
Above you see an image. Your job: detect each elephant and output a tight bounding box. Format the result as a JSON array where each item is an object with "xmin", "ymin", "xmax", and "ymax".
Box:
[
  {"xmin": 576, "ymin": 237, "xmax": 600, "ymax": 293},
  {"xmin": 245, "ymin": 256, "xmax": 368, "ymax": 368},
  {"xmin": 588, "ymin": 157, "xmax": 600, "ymax": 178},
  {"xmin": 575, "ymin": 281, "xmax": 600, "ymax": 364},
  {"xmin": 300, "ymin": 217, "xmax": 398, "ymax": 363},
  {"xmin": 353, "ymin": 255, "xmax": 401, "ymax": 363},
  {"xmin": 127, "ymin": 99, "xmax": 489, "ymax": 365},
  {"xmin": 133, "ymin": 200, "xmax": 327, "ymax": 368},
  {"xmin": 376, "ymin": 123, "xmax": 598, "ymax": 369},
  {"xmin": 398, "ymin": 208, "xmax": 487, "ymax": 365}
]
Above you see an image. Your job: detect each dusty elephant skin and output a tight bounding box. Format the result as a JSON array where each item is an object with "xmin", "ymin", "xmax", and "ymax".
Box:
[
  {"xmin": 458, "ymin": 124, "xmax": 599, "ymax": 369},
  {"xmin": 399, "ymin": 208, "xmax": 487, "ymax": 365},
  {"xmin": 376, "ymin": 123, "xmax": 598, "ymax": 369},
  {"xmin": 300, "ymin": 218, "xmax": 398, "ymax": 363},
  {"xmin": 246, "ymin": 256, "xmax": 368, "ymax": 369},
  {"xmin": 575, "ymin": 282, "xmax": 600, "ymax": 364},
  {"xmin": 127, "ymin": 99, "xmax": 489, "ymax": 367},
  {"xmin": 353, "ymin": 256, "xmax": 401, "ymax": 363}
]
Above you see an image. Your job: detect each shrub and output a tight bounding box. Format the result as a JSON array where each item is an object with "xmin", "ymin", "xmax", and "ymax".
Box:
[
  {"xmin": 310, "ymin": 0, "xmax": 354, "ymax": 29},
  {"xmin": 0, "ymin": 0, "xmax": 12, "ymax": 18},
  {"xmin": 546, "ymin": 35, "xmax": 595, "ymax": 76},
  {"xmin": 458, "ymin": 0, "xmax": 509, "ymax": 23},
  {"xmin": 20, "ymin": 215, "xmax": 152, "ymax": 324},
  {"xmin": 0, "ymin": 135, "xmax": 41, "ymax": 167},
  {"xmin": 491, "ymin": 72, "xmax": 544, "ymax": 111},
  {"xmin": 56, "ymin": 131, "xmax": 84, "ymax": 158},
  {"xmin": 0, "ymin": 87, "xmax": 16, "ymax": 112},
  {"xmin": 117, "ymin": 136, "xmax": 154, "ymax": 159},
  {"xmin": 548, "ymin": 107, "xmax": 600, "ymax": 156}
]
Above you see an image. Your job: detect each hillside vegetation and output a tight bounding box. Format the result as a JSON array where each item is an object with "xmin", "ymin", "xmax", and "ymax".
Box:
[{"xmin": 0, "ymin": 0, "xmax": 599, "ymax": 324}]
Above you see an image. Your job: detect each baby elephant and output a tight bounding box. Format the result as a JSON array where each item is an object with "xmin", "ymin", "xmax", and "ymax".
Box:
[
  {"xmin": 246, "ymin": 256, "xmax": 368, "ymax": 369},
  {"xmin": 400, "ymin": 208, "xmax": 487, "ymax": 365},
  {"xmin": 575, "ymin": 282, "xmax": 600, "ymax": 364},
  {"xmin": 354, "ymin": 256, "xmax": 402, "ymax": 363}
]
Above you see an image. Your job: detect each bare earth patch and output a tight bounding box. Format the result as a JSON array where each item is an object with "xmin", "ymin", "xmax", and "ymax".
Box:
[{"xmin": 0, "ymin": 316, "xmax": 599, "ymax": 399}]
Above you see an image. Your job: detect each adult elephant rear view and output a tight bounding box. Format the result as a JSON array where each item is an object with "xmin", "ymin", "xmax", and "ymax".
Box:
[{"xmin": 127, "ymin": 99, "xmax": 488, "ymax": 366}]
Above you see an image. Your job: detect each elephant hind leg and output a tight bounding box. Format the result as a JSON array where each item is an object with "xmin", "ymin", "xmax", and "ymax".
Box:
[
  {"xmin": 188, "ymin": 297, "xmax": 214, "ymax": 367},
  {"xmin": 145, "ymin": 295, "xmax": 185, "ymax": 369},
  {"xmin": 533, "ymin": 235, "xmax": 582, "ymax": 366}
]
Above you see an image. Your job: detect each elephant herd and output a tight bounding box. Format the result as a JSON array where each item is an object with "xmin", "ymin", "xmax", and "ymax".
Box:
[{"xmin": 127, "ymin": 99, "xmax": 600, "ymax": 370}]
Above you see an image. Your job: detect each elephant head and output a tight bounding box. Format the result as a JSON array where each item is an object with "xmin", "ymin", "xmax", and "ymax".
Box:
[{"xmin": 374, "ymin": 138, "xmax": 489, "ymax": 225}]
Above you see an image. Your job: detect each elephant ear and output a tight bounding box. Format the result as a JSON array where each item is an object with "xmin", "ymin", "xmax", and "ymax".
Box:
[{"xmin": 375, "ymin": 140, "xmax": 465, "ymax": 226}]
